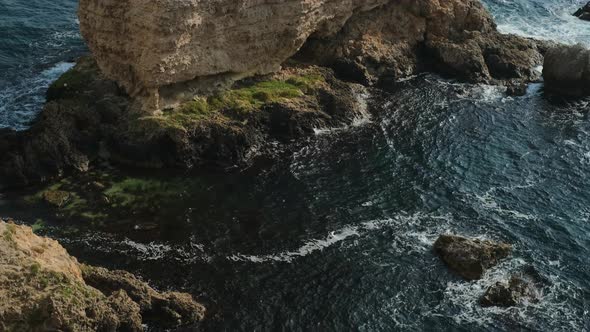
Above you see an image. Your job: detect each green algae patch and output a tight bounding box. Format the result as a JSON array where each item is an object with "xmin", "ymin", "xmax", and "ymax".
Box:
[
  {"xmin": 137, "ymin": 71, "xmax": 326, "ymax": 132},
  {"xmin": 31, "ymin": 220, "xmax": 46, "ymax": 234},
  {"xmin": 3, "ymin": 223, "xmax": 17, "ymax": 246},
  {"xmin": 22, "ymin": 169, "xmax": 204, "ymax": 226},
  {"xmin": 103, "ymin": 177, "xmax": 188, "ymax": 211},
  {"xmin": 46, "ymin": 57, "xmax": 100, "ymax": 101}
]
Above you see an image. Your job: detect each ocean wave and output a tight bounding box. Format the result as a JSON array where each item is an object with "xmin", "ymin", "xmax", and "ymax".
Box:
[
  {"xmin": 0, "ymin": 61, "xmax": 74, "ymax": 130},
  {"xmin": 229, "ymin": 213, "xmax": 454, "ymax": 264}
]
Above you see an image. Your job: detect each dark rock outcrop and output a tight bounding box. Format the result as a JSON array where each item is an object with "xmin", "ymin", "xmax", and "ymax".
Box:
[
  {"xmin": 543, "ymin": 44, "xmax": 590, "ymax": 97},
  {"xmin": 0, "ymin": 58, "xmax": 366, "ymax": 189},
  {"xmin": 480, "ymin": 275, "xmax": 541, "ymax": 307},
  {"xmin": 434, "ymin": 235, "xmax": 512, "ymax": 280},
  {"xmin": 506, "ymin": 82, "xmax": 528, "ymax": 96},
  {"xmin": 574, "ymin": 2, "xmax": 590, "ymax": 21}
]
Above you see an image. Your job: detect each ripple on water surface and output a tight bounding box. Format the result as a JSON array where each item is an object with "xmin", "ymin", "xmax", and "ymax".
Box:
[{"xmin": 16, "ymin": 75, "xmax": 586, "ymax": 331}]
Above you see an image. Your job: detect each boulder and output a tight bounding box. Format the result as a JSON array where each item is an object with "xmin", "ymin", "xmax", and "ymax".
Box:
[
  {"xmin": 78, "ymin": 0, "xmax": 391, "ymax": 98},
  {"xmin": 573, "ymin": 2, "xmax": 590, "ymax": 21},
  {"xmin": 543, "ymin": 44, "xmax": 590, "ymax": 97},
  {"xmin": 434, "ymin": 234, "xmax": 512, "ymax": 280},
  {"xmin": 480, "ymin": 275, "xmax": 541, "ymax": 307},
  {"xmin": 0, "ymin": 220, "xmax": 205, "ymax": 331}
]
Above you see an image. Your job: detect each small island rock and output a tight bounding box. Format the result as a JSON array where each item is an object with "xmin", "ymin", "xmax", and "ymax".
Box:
[
  {"xmin": 434, "ymin": 234, "xmax": 512, "ymax": 280},
  {"xmin": 480, "ymin": 275, "xmax": 541, "ymax": 307}
]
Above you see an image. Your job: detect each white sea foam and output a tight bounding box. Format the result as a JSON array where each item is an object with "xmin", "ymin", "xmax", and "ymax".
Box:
[
  {"xmin": 0, "ymin": 61, "xmax": 74, "ymax": 130},
  {"xmin": 432, "ymin": 255, "xmax": 586, "ymax": 330},
  {"xmin": 228, "ymin": 213, "xmax": 454, "ymax": 264}
]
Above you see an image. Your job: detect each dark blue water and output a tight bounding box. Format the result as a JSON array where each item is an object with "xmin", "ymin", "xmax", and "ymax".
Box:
[
  {"xmin": 35, "ymin": 78, "xmax": 587, "ymax": 331},
  {"xmin": 0, "ymin": 0, "xmax": 84, "ymax": 130},
  {"xmin": 1, "ymin": 0, "xmax": 590, "ymax": 331}
]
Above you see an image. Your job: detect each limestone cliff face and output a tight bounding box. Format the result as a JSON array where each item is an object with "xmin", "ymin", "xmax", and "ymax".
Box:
[
  {"xmin": 78, "ymin": 0, "xmax": 389, "ymax": 96},
  {"xmin": 79, "ymin": 0, "xmax": 543, "ymax": 111}
]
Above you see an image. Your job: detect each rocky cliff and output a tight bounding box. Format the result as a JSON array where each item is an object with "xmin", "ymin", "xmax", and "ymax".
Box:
[
  {"xmin": 0, "ymin": 0, "xmax": 548, "ymax": 188},
  {"xmin": 79, "ymin": 0, "xmax": 544, "ymax": 112},
  {"xmin": 0, "ymin": 220, "xmax": 205, "ymax": 331}
]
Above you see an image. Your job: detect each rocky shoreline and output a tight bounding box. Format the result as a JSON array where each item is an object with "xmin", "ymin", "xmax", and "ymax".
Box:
[
  {"xmin": 0, "ymin": 0, "xmax": 582, "ymax": 329},
  {"xmin": 0, "ymin": 220, "xmax": 204, "ymax": 331},
  {"xmin": 0, "ymin": 0, "xmax": 553, "ymax": 190}
]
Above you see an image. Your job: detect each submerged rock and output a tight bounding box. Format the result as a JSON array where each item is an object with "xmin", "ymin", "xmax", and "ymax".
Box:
[
  {"xmin": 434, "ymin": 234, "xmax": 512, "ymax": 280},
  {"xmin": 506, "ymin": 82, "xmax": 528, "ymax": 97},
  {"xmin": 0, "ymin": 220, "xmax": 205, "ymax": 331},
  {"xmin": 573, "ymin": 2, "xmax": 590, "ymax": 21},
  {"xmin": 543, "ymin": 44, "xmax": 590, "ymax": 97},
  {"xmin": 480, "ymin": 275, "xmax": 541, "ymax": 307}
]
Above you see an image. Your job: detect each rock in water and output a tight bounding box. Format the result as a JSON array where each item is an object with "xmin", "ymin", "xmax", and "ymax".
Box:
[
  {"xmin": 543, "ymin": 44, "xmax": 590, "ymax": 97},
  {"xmin": 0, "ymin": 220, "xmax": 205, "ymax": 331},
  {"xmin": 480, "ymin": 275, "xmax": 541, "ymax": 307},
  {"xmin": 573, "ymin": 2, "xmax": 590, "ymax": 21},
  {"xmin": 434, "ymin": 234, "xmax": 512, "ymax": 280}
]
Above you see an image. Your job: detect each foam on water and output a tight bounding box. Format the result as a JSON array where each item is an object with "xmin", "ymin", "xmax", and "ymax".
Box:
[
  {"xmin": 0, "ymin": 61, "xmax": 74, "ymax": 130},
  {"xmin": 482, "ymin": 0, "xmax": 590, "ymax": 46}
]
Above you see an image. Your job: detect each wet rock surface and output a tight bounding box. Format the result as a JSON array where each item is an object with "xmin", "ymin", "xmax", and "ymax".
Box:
[
  {"xmin": 434, "ymin": 234, "xmax": 512, "ymax": 280},
  {"xmin": 506, "ymin": 82, "xmax": 528, "ymax": 96},
  {"xmin": 0, "ymin": 58, "xmax": 367, "ymax": 189},
  {"xmin": 574, "ymin": 2, "xmax": 590, "ymax": 21},
  {"xmin": 543, "ymin": 44, "xmax": 590, "ymax": 97},
  {"xmin": 480, "ymin": 275, "xmax": 541, "ymax": 307},
  {"xmin": 0, "ymin": 220, "xmax": 204, "ymax": 331}
]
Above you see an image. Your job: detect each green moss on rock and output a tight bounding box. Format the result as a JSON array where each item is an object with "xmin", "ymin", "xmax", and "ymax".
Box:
[
  {"xmin": 46, "ymin": 57, "xmax": 100, "ymax": 101},
  {"xmin": 140, "ymin": 71, "xmax": 325, "ymax": 132}
]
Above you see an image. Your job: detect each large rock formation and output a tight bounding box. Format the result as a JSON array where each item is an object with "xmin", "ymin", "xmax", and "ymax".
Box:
[
  {"xmin": 78, "ymin": 0, "xmax": 390, "ymax": 101},
  {"xmin": 79, "ymin": 0, "xmax": 544, "ymax": 111},
  {"xmin": 0, "ymin": 57, "xmax": 367, "ymax": 189},
  {"xmin": 0, "ymin": 220, "xmax": 205, "ymax": 331},
  {"xmin": 480, "ymin": 275, "xmax": 540, "ymax": 307},
  {"xmin": 543, "ymin": 44, "xmax": 590, "ymax": 97},
  {"xmin": 0, "ymin": 0, "xmax": 548, "ymax": 189}
]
